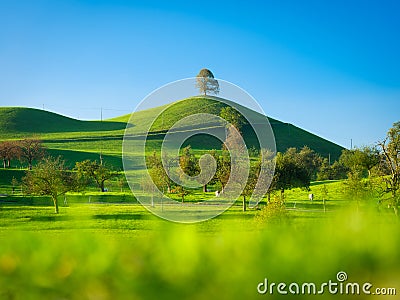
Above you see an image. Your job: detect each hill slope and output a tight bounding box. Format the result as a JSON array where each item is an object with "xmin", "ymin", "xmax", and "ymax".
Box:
[
  {"xmin": 0, "ymin": 107, "xmax": 126, "ymax": 136},
  {"xmin": 120, "ymin": 97, "xmax": 344, "ymax": 160},
  {"xmin": 0, "ymin": 98, "xmax": 344, "ymax": 165}
]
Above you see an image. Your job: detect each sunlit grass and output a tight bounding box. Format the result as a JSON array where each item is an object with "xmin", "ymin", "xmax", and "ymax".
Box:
[
  {"xmin": 0, "ymin": 201, "xmax": 399, "ymax": 299},
  {"xmin": 1, "ymin": 170, "xmax": 399, "ymax": 299}
]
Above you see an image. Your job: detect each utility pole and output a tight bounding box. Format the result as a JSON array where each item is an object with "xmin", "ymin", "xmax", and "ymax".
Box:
[{"xmin": 100, "ymin": 109, "xmax": 104, "ymax": 163}]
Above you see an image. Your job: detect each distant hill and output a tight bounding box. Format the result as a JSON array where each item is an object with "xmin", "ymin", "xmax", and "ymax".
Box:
[{"xmin": 0, "ymin": 107, "xmax": 126, "ymax": 136}]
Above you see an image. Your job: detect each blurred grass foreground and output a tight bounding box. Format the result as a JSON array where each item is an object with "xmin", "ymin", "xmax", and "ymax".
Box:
[{"xmin": 0, "ymin": 204, "xmax": 399, "ymax": 300}]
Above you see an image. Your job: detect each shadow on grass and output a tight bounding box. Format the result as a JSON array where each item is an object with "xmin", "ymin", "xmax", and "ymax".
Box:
[
  {"xmin": 29, "ymin": 215, "xmax": 74, "ymax": 222},
  {"xmin": 310, "ymin": 180, "xmax": 340, "ymax": 186},
  {"xmin": 0, "ymin": 196, "xmax": 52, "ymax": 206},
  {"xmin": 92, "ymin": 213, "xmax": 152, "ymax": 221},
  {"xmin": 216, "ymin": 213, "xmax": 255, "ymax": 220}
]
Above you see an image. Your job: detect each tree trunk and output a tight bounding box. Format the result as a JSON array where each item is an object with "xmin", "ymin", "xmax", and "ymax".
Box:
[
  {"xmin": 101, "ymin": 181, "xmax": 105, "ymax": 192},
  {"xmin": 280, "ymin": 189, "xmax": 285, "ymax": 201},
  {"xmin": 393, "ymin": 191, "xmax": 398, "ymax": 218},
  {"xmin": 243, "ymin": 195, "xmax": 246, "ymax": 212},
  {"xmin": 2, "ymin": 159, "xmax": 5, "ymax": 168},
  {"xmin": 28, "ymin": 161, "xmax": 32, "ymax": 170},
  {"xmin": 267, "ymin": 192, "xmax": 271, "ymax": 204},
  {"xmin": 53, "ymin": 196, "xmax": 59, "ymax": 214},
  {"xmin": 203, "ymin": 184, "xmax": 207, "ymax": 192}
]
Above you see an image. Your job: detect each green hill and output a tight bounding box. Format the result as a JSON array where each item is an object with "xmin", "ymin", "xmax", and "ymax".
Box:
[
  {"xmin": 0, "ymin": 107, "xmax": 126, "ymax": 136},
  {"xmin": 0, "ymin": 98, "xmax": 344, "ymax": 168},
  {"xmin": 120, "ymin": 97, "xmax": 344, "ymax": 160}
]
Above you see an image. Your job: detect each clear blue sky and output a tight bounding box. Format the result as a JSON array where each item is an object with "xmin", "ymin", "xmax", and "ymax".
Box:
[{"xmin": 1, "ymin": 0, "xmax": 399, "ymax": 148}]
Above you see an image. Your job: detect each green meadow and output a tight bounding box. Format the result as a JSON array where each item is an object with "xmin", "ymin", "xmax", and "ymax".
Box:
[
  {"xmin": 0, "ymin": 100, "xmax": 399, "ymax": 299},
  {"xmin": 1, "ymin": 180, "xmax": 399, "ymax": 299}
]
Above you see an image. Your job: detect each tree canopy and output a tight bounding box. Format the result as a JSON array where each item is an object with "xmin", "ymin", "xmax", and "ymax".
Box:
[
  {"xmin": 195, "ymin": 68, "xmax": 219, "ymax": 96},
  {"xmin": 23, "ymin": 156, "xmax": 78, "ymax": 213},
  {"xmin": 18, "ymin": 138, "xmax": 46, "ymax": 170},
  {"xmin": 220, "ymin": 106, "xmax": 246, "ymax": 133},
  {"xmin": 75, "ymin": 160, "xmax": 118, "ymax": 192}
]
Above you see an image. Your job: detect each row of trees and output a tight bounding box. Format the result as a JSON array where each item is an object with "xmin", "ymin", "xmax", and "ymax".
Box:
[
  {"xmin": 309, "ymin": 122, "xmax": 400, "ymax": 216},
  {"xmin": 0, "ymin": 139, "xmax": 45, "ymax": 170},
  {"xmin": 146, "ymin": 144, "xmax": 321, "ymax": 209}
]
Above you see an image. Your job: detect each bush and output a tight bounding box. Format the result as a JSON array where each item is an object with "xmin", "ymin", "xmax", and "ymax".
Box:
[{"xmin": 255, "ymin": 199, "xmax": 288, "ymax": 225}]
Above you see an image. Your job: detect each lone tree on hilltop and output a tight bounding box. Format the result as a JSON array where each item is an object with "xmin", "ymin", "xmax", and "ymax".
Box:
[{"xmin": 196, "ymin": 68, "xmax": 219, "ymax": 96}]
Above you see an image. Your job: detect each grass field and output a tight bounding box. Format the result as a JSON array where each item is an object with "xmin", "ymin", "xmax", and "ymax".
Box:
[{"xmin": 0, "ymin": 191, "xmax": 399, "ymax": 299}]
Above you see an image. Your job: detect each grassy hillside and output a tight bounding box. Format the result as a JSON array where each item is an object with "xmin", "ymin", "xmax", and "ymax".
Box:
[
  {"xmin": 0, "ymin": 107, "xmax": 126, "ymax": 138},
  {"xmin": 136, "ymin": 97, "xmax": 343, "ymax": 160},
  {"xmin": 0, "ymin": 98, "xmax": 344, "ymax": 168}
]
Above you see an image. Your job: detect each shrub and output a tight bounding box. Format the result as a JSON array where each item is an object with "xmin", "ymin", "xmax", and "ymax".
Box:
[{"xmin": 255, "ymin": 198, "xmax": 288, "ymax": 225}]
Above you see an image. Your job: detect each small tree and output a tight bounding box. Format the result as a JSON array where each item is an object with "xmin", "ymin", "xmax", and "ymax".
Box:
[
  {"xmin": 321, "ymin": 184, "xmax": 328, "ymax": 213},
  {"xmin": 195, "ymin": 68, "xmax": 219, "ymax": 96},
  {"xmin": 0, "ymin": 141, "xmax": 20, "ymax": 168},
  {"xmin": 197, "ymin": 149, "xmax": 219, "ymax": 193},
  {"xmin": 23, "ymin": 156, "xmax": 77, "ymax": 214},
  {"xmin": 18, "ymin": 138, "xmax": 46, "ymax": 170},
  {"xmin": 343, "ymin": 171, "xmax": 366, "ymax": 212},
  {"xmin": 255, "ymin": 198, "xmax": 288, "ymax": 225},
  {"xmin": 241, "ymin": 165, "xmax": 258, "ymax": 211},
  {"xmin": 377, "ymin": 122, "xmax": 400, "ymax": 216},
  {"xmin": 179, "ymin": 146, "xmax": 199, "ymax": 178},
  {"xmin": 359, "ymin": 146, "xmax": 380, "ymax": 177},
  {"xmin": 273, "ymin": 149, "xmax": 311, "ymax": 200},
  {"xmin": 75, "ymin": 160, "xmax": 118, "ymax": 192},
  {"xmin": 116, "ymin": 176, "xmax": 125, "ymax": 193},
  {"xmin": 255, "ymin": 149, "xmax": 276, "ymax": 204},
  {"xmin": 147, "ymin": 151, "xmax": 175, "ymax": 193},
  {"xmin": 175, "ymin": 185, "xmax": 189, "ymax": 204},
  {"xmin": 216, "ymin": 150, "xmax": 231, "ymax": 193}
]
